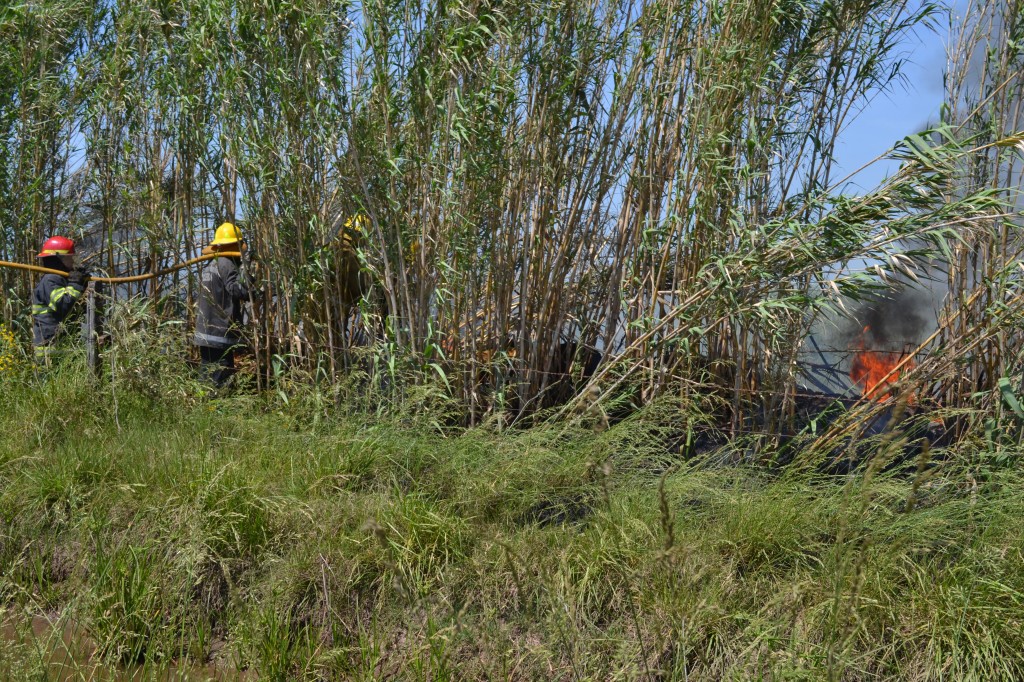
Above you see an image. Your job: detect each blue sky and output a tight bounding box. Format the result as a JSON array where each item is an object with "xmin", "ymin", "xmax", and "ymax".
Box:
[{"xmin": 834, "ymin": 6, "xmax": 954, "ymax": 192}]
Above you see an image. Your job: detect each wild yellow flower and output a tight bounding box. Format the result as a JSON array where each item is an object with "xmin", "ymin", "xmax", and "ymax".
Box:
[{"xmin": 0, "ymin": 324, "xmax": 22, "ymax": 375}]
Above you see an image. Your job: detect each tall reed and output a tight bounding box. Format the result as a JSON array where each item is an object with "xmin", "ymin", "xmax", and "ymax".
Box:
[{"xmin": 0, "ymin": 0, "xmax": 1020, "ymax": 436}]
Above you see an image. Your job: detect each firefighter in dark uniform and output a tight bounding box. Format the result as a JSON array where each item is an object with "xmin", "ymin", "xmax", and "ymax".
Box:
[
  {"xmin": 194, "ymin": 222, "xmax": 251, "ymax": 387},
  {"xmin": 32, "ymin": 236, "xmax": 88, "ymax": 365}
]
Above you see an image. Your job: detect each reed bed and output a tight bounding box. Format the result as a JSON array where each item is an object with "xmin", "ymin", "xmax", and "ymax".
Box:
[{"xmin": 1, "ymin": 0, "xmax": 1022, "ymax": 435}]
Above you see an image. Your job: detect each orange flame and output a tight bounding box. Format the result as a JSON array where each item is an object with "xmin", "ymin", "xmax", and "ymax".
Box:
[{"xmin": 850, "ymin": 327, "xmax": 914, "ymax": 402}]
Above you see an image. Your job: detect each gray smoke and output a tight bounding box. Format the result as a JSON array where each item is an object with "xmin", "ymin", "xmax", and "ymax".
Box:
[
  {"xmin": 800, "ymin": 252, "xmax": 947, "ymax": 395},
  {"xmin": 834, "ymin": 284, "xmax": 939, "ymax": 354}
]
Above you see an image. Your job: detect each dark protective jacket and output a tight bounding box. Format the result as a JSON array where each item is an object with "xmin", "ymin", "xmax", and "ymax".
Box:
[
  {"xmin": 32, "ymin": 273, "xmax": 84, "ymax": 347},
  {"xmin": 194, "ymin": 256, "xmax": 250, "ymax": 349}
]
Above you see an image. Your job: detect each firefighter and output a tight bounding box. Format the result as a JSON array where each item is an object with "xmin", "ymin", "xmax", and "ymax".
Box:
[
  {"xmin": 194, "ymin": 222, "xmax": 251, "ymax": 387},
  {"xmin": 32, "ymin": 236, "xmax": 88, "ymax": 364}
]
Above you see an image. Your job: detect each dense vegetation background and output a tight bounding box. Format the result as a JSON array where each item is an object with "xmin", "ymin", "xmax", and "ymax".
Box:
[{"xmin": 2, "ymin": 0, "xmax": 1023, "ymax": 431}]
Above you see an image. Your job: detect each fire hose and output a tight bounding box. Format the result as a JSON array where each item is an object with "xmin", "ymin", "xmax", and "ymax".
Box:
[{"xmin": 0, "ymin": 251, "xmax": 242, "ymax": 283}]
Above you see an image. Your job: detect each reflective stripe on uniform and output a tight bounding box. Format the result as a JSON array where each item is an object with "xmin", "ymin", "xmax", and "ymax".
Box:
[
  {"xmin": 49, "ymin": 287, "xmax": 81, "ymax": 304},
  {"xmin": 194, "ymin": 331, "xmax": 238, "ymax": 346},
  {"xmin": 34, "ymin": 285, "xmax": 80, "ymax": 316},
  {"xmin": 33, "ymin": 344, "xmax": 68, "ymax": 368}
]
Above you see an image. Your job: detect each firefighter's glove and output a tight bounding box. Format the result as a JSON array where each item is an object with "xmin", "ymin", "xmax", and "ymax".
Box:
[{"xmin": 68, "ymin": 267, "xmax": 90, "ymax": 287}]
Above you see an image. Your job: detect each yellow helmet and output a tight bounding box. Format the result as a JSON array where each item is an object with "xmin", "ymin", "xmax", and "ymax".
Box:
[
  {"xmin": 211, "ymin": 222, "xmax": 242, "ymax": 246},
  {"xmin": 341, "ymin": 215, "xmax": 366, "ymax": 247},
  {"xmin": 343, "ymin": 215, "xmax": 366, "ymax": 232}
]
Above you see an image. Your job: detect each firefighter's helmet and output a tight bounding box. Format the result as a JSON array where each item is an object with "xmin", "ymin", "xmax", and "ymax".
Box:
[
  {"xmin": 211, "ymin": 222, "xmax": 242, "ymax": 246},
  {"xmin": 36, "ymin": 236, "xmax": 75, "ymax": 258}
]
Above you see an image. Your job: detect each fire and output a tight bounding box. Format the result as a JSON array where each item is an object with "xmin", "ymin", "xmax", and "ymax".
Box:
[{"xmin": 850, "ymin": 327, "xmax": 915, "ymax": 401}]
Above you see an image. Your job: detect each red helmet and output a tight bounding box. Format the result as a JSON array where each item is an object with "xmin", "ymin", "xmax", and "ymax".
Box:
[{"xmin": 37, "ymin": 236, "xmax": 75, "ymax": 258}]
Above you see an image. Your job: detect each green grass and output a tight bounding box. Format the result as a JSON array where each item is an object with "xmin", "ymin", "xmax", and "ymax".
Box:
[{"xmin": 1, "ymin": 367, "xmax": 1023, "ymax": 680}]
